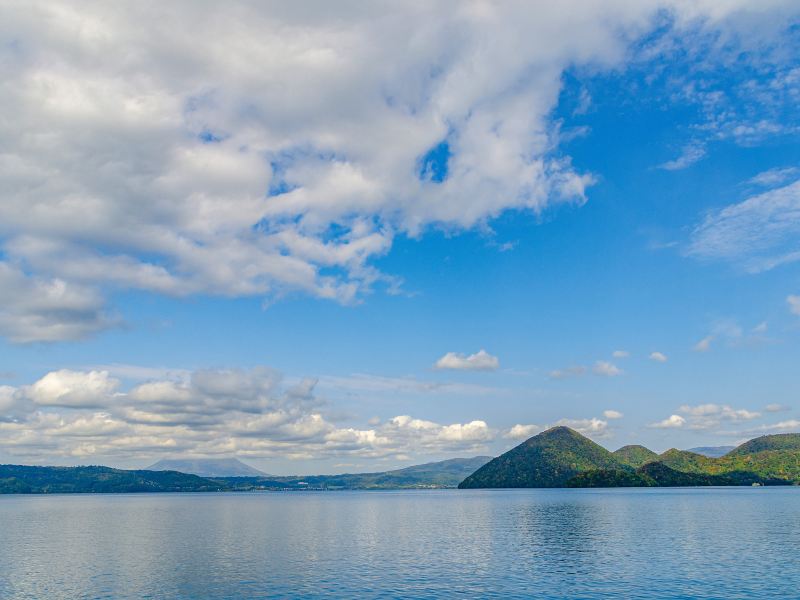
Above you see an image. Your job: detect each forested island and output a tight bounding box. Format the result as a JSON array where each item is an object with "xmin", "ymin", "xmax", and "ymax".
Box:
[{"xmin": 459, "ymin": 427, "xmax": 800, "ymax": 488}]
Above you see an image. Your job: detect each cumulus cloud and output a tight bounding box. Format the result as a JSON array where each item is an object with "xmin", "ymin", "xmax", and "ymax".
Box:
[
  {"xmin": 650, "ymin": 403, "xmax": 763, "ymax": 431},
  {"xmin": 649, "ymin": 414, "xmax": 686, "ymax": 429},
  {"xmin": 434, "ymin": 350, "xmax": 499, "ymax": 371},
  {"xmin": 506, "ymin": 417, "xmax": 611, "ymax": 439},
  {"xmin": 504, "ymin": 423, "xmax": 542, "ymax": 440},
  {"xmin": 603, "ymin": 410, "xmax": 624, "ymax": 419},
  {"xmin": 0, "ymin": 1, "xmax": 796, "ymax": 341},
  {"xmin": 612, "ymin": 350, "xmax": 630, "ymax": 358},
  {"xmin": 649, "ymin": 351, "xmax": 668, "ymax": 362},
  {"xmin": 687, "ymin": 180, "xmax": 800, "ymax": 273},
  {"xmin": 679, "ymin": 403, "xmax": 760, "ymax": 421},
  {"xmin": 0, "ymin": 264, "xmax": 115, "ymax": 343},
  {"xmin": 593, "ymin": 361, "xmax": 623, "ymax": 377},
  {"xmin": 765, "ymin": 403, "xmax": 790, "ymax": 413},
  {"xmin": 0, "ymin": 366, "xmax": 496, "ymax": 462},
  {"xmin": 25, "ymin": 370, "xmax": 120, "ymax": 408},
  {"xmin": 555, "ymin": 417, "xmax": 610, "ymax": 438}
]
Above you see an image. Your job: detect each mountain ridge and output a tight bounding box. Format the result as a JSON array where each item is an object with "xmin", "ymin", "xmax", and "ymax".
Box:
[{"xmin": 458, "ymin": 429, "xmax": 800, "ymax": 489}]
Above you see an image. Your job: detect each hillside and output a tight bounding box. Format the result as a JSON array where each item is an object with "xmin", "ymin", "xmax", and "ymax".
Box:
[
  {"xmin": 458, "ymin": 426, "xmax": 625, "ymax": 488},
  {"xmin": 147, "ymin": 458, "xmax": 267, "ymax": 477},
  {"xmin": 457, "ymin": 428, "xmax": 800, "ymax": 489},
  {"xmin": 655, "ymin": 449, "xmax": 717, "ymax": 473},
  {"xmin": 220, "ymin": 456, "xmax": 493, "ymax": 490},
  {"xmin": 613, "ymin": 445, "xmax": 658, "ymax": 468},
  {"xmin": 0, "ymin": 456, "xmax": 493, "ymax": 494},
  {"xmin": 726, "ymin": 433, "xmax": 800, "ymax": 456},
  {"xmin": 0, "ymin": 465, "xmax": 225, "ymax": 494}
]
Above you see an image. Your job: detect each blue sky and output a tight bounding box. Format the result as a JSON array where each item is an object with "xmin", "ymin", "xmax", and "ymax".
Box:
[{"xmin": 1, "ymin": 2, "xmax": 799, "ymax": 473}]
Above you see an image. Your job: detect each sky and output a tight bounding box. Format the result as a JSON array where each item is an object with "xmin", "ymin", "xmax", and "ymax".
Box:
[{"xmin": 1, "ymin": 1, "xmax": 800, "ymax": 474}]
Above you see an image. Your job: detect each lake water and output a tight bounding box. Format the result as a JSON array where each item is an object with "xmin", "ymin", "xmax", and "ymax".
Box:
[{"xmin": 1, "ymin": 488, "xmax": 799, "ymax": 599}]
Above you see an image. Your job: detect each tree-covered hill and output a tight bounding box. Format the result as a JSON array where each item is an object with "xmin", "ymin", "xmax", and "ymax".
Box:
[
  {"xmin": 457, "ymin": 428, "xmax": 800, "ymax": 489},
  {"xmin": 612, "ymin": 445, "xmax": 658, "ymax": 468},
  {"xmin": 0, "ymin": 465, "xmax": 225, "ymax": 494},
  {"xmin": 0, "ymin": 456, "xmax": 492, "ymax": 494},
  {"xmin": 726, "ymin": 433, "xmax": 800, "ymax": 456},
  {"xmin": 458, "ymin": 426, "xmax": 626, "ymax": 489}
]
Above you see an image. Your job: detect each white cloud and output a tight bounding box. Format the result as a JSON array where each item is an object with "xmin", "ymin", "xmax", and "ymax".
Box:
[
  {"xmin": 549, "ymin": 366, "xmax": 587, "ymax": 380},
  {"xmin": 612, "ymin": 350, "xmax": 630, "ymax": 358},
  {"xmin": 694, "ymin": 335, "xmax": 714, "ymax": 352},
  {"xmin": 593, "ymin": 361, "xmax": 623, "ymax": 377},
  {"xmin": 25, "ymin": 370, "xmax": 120, "ymax": 408},
  {"xmin": 0, "ymin": 263, "xmax": 115, "ymax": 343},
  {"xmin": 747, "ymin": 167, "xmax": 799, "ymax": 188},
  {"xmin": 671, "ymin": 403, "xmax": 762, "ymax": 430},
  {"xmin": 788, "ymin": 295, "xmax": 800, "ymax": 315},
  {"xmin": 649, "ymin": 351, "xmax": 668, "ymax": 362},
  {"xmin": 0, "ymin": 366, "xmax": 497, "ymax": 461},
  {"xmin": 506, "ymin": 416, "xmax": 611, "ymax": 440},
  {"xmin": 658, "ymin": 141, "xmax": 706, "ymax": 171},
  {"xmin": 649, "ymin": 414, "xmax": 686, "ymax": 429},
  {"xmin": 434, "ymin": 349, "xmax": 499, "ymax": 371},
  {"xmin": 687, "ymin": 180, "xmax": 800, "ymax": 273},
  {"xmin": 603, "ymin": 410, "xmax": 624, "ymax": 419},
  {"xmin": 0, "ymin": 1, "xmax": 795, "ymax": 341},
  {"xmin": 504, "ymin": 423, "xmax": 542, "ymax": 440},
  {"xmin": 555, "ymin": 417, "xmax": 610, "ymax": 438},
  {"xmin": 724, "ymin": 419, "xmax": 800, "ymax": 437},
  {"xmin": 765, "ymin": 403, "xmax": 790, "ymax": 413}
]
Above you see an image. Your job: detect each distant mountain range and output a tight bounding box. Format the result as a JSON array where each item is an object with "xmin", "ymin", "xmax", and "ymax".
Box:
[
  {"xmin": 0, "ymin": 465, "xmax": 227, "ymax": 494},
  {"xmin": 218, "ymin": 456, "xmax": 493, "ymax": 490},
  {"xmin": 459, "ymin": 427, "xmax": 800, "ymax": 489},
  {"xmin": 147, "ymin": 458, "xmax": 268, "ymax": 477},
  {"xmin": 0, "ymin": 456, "xmax": 492, "ymax": 494}
]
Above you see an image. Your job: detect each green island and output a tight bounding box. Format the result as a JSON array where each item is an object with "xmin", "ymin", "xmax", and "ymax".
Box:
[{"xmin": 459, "ymin": 426, "xmax": 800, "ymax": 488}]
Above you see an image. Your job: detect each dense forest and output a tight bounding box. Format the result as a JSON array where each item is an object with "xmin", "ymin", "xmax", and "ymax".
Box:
[{"xmin": 459, "ymin": 428, "xmax": 800, "ymax": 489}]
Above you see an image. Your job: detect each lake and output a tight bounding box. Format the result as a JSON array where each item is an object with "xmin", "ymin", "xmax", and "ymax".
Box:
[{"xmin": 1, "ymin": 488, "xmax": 798, "ymax": 599}]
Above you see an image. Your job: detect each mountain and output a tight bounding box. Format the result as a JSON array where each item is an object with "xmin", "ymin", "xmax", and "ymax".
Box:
[
  {"xmin": 687, "ymin": 446, "xmax": 735, "ymax": 458},
  {"xmin": 566, "ymin": 469, "xmax": 655, "ymax": 488},
  {"xmin": 612, "ymin": 445, "xmax": 658, "ymax": 468},
  {"xmin": 147, "ymin": 458, "xmax": 267, "ymax": 477},
  {"xmin": 458, "ymin": 428, "xmax": 800, "ymax": 489},
  {"xmin": 655, "ymin": 449, "xmax": 716, "ymax": 473},
  {"xmin": 0, "ymin": 465, "xmax": 225, "ymax": 494},
  {"xmin": 458, "ymin": 426, "xmax": 625, "ymax": 489},
  {"xmin": 726, "ymin": 433, "xmax": 800, "ymax": 456},
  {"xmin": 1, "ymin": 456, "xmax": 494, "ymax": 494},
  {"xmin": 218, "ymin": 456, "xmax": 493, "ymax": 490}
]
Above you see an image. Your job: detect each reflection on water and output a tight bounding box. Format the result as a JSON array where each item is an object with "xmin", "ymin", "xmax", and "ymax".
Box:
[{"xmin": 1, "ymin": 488, "xmax": 799, "ymax": 599}]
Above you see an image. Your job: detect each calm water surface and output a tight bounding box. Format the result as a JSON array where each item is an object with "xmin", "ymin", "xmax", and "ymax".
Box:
[{"xmin": 1, "ymin": 488, "xmax": 798, "ymax": 599}]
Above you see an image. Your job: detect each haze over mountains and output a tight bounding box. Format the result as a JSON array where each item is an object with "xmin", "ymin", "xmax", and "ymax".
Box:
[{"xmin": 147, "ymin": 458, "xmax": 268, "ymax": 478}]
